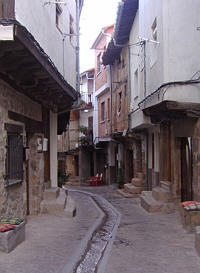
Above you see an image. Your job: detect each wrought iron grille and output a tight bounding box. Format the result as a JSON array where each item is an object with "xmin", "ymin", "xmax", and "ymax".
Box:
[{"xmin": 5, "ymin": 133, "xmax": 23, "ymax": 186}]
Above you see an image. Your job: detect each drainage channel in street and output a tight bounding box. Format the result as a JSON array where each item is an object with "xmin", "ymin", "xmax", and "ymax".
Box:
[{"xmin": 63, "ymin": 187, "xmax": 121, "ymax": 273}]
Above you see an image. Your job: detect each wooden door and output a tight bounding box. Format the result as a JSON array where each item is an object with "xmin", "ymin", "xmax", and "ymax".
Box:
[{"xmin": 180, "ymin": 137, "xmax": 193, "ymax": 201}]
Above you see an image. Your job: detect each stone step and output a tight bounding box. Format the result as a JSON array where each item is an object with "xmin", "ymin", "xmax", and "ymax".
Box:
[
  {"xmin": 136, "ymin": 172, "xmax": 144, "ymax": 179},
  {"xmin": 69, "ymin": 177, "xmax": 80, "ymax": 182},
  {"xmin": 140, "ymin": 191, "xmax": 164, "ymax": 213},
  {"xmin": 124, "ymin": 184, "xmax": 143, "ymax": 194},
  {"xmin": 65, "ymin": 181, "xmax": 81, "ymax": 186},
  {"xmin": 116, "ymin": 189, "xmax": 138, "ymax": 198},
  {"xmin": 160, "ymin": 180, "xmax": 171, "ymax": 191},
  {"xmin": 195, "ymin": 226, "xmax": 200, "ymax": 256},
  {"xmin": 40, "ymin": 190, "xmax": 67, "ymax": 214},
  {"xmin": 64, "ymin": 195, "xmax": 76, "ymax": 217},
  {"xmin": 43, "ymin": 187, "xmax": 60, "ymax": 201},
  {"xmin": 131, "ymin": 177, "xmax": 144, "ymax": 187},
  {"xmin": 152, "ymin": 186, "xmax": 170, "ymax": 202}
]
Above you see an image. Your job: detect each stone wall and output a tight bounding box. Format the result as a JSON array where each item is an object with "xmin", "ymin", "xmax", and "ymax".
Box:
[
  {"xmin": 28, "ymin": 134, "xmax": 44, "ymax": 215},
  {"xmin": 192, "ymin": 119, "xmax": 200, "ymax": 201},
  {"xmin": 0, "ymin": 79, "xmax": 43, "ymax": 217}
]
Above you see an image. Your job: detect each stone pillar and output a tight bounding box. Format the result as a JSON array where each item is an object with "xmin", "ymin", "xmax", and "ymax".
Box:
[
  {"xmin": 159, "ymin": 122, "xmax": 170, "ymax": 181},
  {"xmin": 148, "ymin": 132, "xmax": 153, "ymax": 189},
  {"xmin": 154, "ymin": 131, "xmax": 160, "ymax": 186},
  {"xmin": 79, "ymin": 147, "xmax": 91, "ymax": 184},
  {"xmin": 108, "ymin": 142, "xmax": 116, "ymax": 184},
  {"xmin": 50, "ymin": 111, "xmax": 57, "ymax": 188}
]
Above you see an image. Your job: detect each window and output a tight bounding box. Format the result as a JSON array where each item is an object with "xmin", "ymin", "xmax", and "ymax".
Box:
[
  {"xmin": 122, "ymin": 59, "xmax": 125, "ymax": 68},
  {"xmin": 124, "ymin": 84, "xmax": 127, "ymax": 97},
  {"xmin": 152, "ymin": 18, "xmax": 157, "ymax": 41},
  {"xmin": 5, "ymin": 124, "xmax": 24, "ymax": 187},
  {"xmin": 134, "ymin": 69, "xmax": 138, "ymax": 99},
  {"xmin": 107, "ymin": 98, "xmax": 110, "ymax": 120},
  {"xmin": 117, "ymin": 92, "xmax": 122, "ymax": 116},
  {"xmin": 97, "ymin": 54, "xmax": 101, "ymax": 73},
  {"xmin": 69, "ymin": 14, "xmax": 75, "ymax": 41},
  {"xmin": 101, "ymin": 101, "xmax": 105, "ymax": 121},
  {"xmin": 56, "ymin": 4, "xmax": 62, "ymax": 29},
  {"xmin": 88, "ymin": 94, "xmax": 91, "ymax": 103},
  {"xmin": 150, "ymin": 17, "xmax": 158, "ymax": 68}
]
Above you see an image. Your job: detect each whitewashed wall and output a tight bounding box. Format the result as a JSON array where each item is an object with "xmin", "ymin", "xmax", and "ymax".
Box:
[
  {"xmin": 15, "ymin": 0, "xmax": 77, "ymax": 88},
  {"xmin": 129, "ymin": 0, "xmax": 200, "ymax": 130}
]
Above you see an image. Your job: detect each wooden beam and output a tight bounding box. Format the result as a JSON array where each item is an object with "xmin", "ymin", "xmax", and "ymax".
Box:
[
  {"xmin": 4, "ymin": 123, "xmax": 23, "ymax": 134},
  {"xmin": 15, "ymin": 26, "xmax": 77, "ymax": 100},
  {"xmin": 8, "ymin": 111, "xmax": 44, "ymax": 134},
  {"xmin": 0, "ymin": 0, "xmax": 15, "ymax": 19}
]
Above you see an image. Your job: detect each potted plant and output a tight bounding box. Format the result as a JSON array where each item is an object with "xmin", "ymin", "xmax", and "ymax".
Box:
[
  {"xmin": 57, "ymin": 169, "xmax": 70, "ymax": 188},
  {"xmin": 116, "ymin": 168, "xmax": 124, "ymax": 189}
]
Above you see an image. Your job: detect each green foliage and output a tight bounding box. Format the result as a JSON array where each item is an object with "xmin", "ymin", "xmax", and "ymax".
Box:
[
  {"xmin": 78, "ymin": 136, "xmax": 90, "ymax": 146},
  {"xmin": 116, "ymin": 168, "xmax": 124, "ymax": 186},
  {"xmin": 79, "ymin": 126, "xmax": 89, "ymax": 135},
  {"xmin": 80, "ymin": 99, "xmax": 86, "ymax": 106},
  {"xmin": 58, "ymin": 169, "xmax": 70, "ymax": 187}
]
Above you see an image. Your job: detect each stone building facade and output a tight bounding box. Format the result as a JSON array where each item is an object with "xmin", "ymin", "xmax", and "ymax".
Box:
[
  {"xmin": 0, "ymin": 80, "xmax": 44, "ymax": 216},
  {"xmin": 0, "ymin": 0, "xmax": 83, "ymax": 217},
  {"xmin": 103, "ymin": 0, "xmax": 200, "ymax": 208}
]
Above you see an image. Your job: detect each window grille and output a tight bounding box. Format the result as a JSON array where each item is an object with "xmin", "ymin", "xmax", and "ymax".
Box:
[{"xmin": 5, "ymin": 133, "xmax": 23, "ymax": 187}]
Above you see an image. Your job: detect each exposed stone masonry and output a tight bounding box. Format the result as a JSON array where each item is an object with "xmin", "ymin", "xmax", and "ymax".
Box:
[{"xmin": 0, "ymin": 79, "xmax": 43, "ymax": 217}]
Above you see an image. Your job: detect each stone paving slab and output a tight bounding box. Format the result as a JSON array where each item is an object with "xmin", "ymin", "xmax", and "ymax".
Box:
[
  {"xmin": 0, "ymin": 191, "xmax": 100, "ymax": 273},
  {"xmin": 1, "ymin": 185, "xmax": 200, "ymax": 273},
  {"xmin": 83, "ymin": 186, "xmax": 200, "ymax": 273}
]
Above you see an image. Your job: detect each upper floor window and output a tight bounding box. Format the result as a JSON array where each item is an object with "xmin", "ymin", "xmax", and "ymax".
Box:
[
  {"xmin": 152, "ymin": 18, "xmax": 157, "ymax": 41},
  {"xmin": 97, "ymin": 53, "xmax": 102, "ymax": 73},
  {"xmin": 150, "ymin": 17, "xmax": 158, "ymax": 68},
  {"xmin": 101, "ymin": 101, "xmax": 105, "ymax": 121},
  {"xmin": 69, "ymin": 14, "xmax": 75, "ymax": 41},
  {"xmin": 107, "ymin": 98, "xmax": 110, "ymax": 120},
  {"xmin": 117, "ymin": 92, "xmax": 122, "ymax": 116},
  {"xmin": 56, "ymin": 4, "xmax": 62, "ymax": 29},
  {"xmin": 134, "ymin": 69, "xmax": 138, "ymax": 99}
]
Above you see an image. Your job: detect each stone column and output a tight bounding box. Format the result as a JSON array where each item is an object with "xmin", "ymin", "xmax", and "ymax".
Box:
[{"xmin": 50, "ymin": 111, "xmax": 58, "ymax": 188}]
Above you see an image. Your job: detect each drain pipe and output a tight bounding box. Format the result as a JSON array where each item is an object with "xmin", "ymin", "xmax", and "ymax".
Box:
[
  {"xmin": 109, "ymin": 65, "xmax": 113, "ymax": 135},
  {"xmin": 76, "ymin": 0, "xmax": 80, "ymax": 94},
  {"xmin": 145, "ymin": 130, "xmax": 149, "ymax": 191}
]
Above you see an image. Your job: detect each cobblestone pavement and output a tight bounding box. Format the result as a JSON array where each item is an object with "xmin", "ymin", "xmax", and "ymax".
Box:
[
  {"xmin": 0, "ymin": 191, "xmax": 100, "ymax": 273},
  {"xmin": 0, "ymin": 185, "xmax": 200, "ymax": 273},
  {"xmin": 78, "ymin": 185, "xmax": 200, "ymax": 273}
]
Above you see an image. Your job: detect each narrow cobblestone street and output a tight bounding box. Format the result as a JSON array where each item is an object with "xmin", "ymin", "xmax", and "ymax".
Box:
[
  {"xmin": 77, "ymin": 186, "xmax": 200, "ymax": 273},
  {"xmin": 0, "ymin": 185, "xmax": 200, "ymax": 273}
]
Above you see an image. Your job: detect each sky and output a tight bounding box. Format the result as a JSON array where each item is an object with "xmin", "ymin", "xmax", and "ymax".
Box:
[{"xmin": 80, "ymin": 0, "xmax": 119, "ymax": 73}]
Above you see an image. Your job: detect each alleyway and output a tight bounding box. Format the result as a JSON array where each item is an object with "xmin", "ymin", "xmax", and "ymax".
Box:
[
  {"xmin": 84, "ymin": 186, "xmax": 200, "ymax": 273},
  {"xmin": 0, "ymin": 186, "xmax": 200, "ymax": 273}
]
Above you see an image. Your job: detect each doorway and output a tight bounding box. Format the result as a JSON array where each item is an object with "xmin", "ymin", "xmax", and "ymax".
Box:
[
  {"xmin": 180, "ymin": 137, "xmax": 193, "ymax": 201},
  {"xmin": 128, "ymin": 150, "xmax": 134, "ymax": 180}
]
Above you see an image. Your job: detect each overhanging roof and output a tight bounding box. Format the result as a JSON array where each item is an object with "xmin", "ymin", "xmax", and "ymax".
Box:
[
  {"xmin": 0, "ymin": 21, "xmax": 77, "ymax": 113},
  {"xmin": 102, "ymin": 0, "xmax": 138, "ymax": 65},
  {"xmin": 91, "ymin": 25, "xmax": 113, "ymax": 49}
]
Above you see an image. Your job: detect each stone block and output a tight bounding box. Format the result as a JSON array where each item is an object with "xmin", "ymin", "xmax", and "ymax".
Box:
[
  {"xmin": 152, "ymin": 187, "xmax": 170, "ymax": 202},
  {"xmin": 195, "ymin": 226, "xmax": 200, "ymax": 256},
  {"xmin": 131, "ymin": 177, "xmax": 144, "ymax": 187},
  {"xmin": 180, "ymin": 206, "xmax": 200, "ymax": 233},
  {"xmin": 0, "ymin": 221, "xmax": 25, "ymax": 253},
  {"xmin": 140, "ymin": 191, "xmax": 163, "ymax": 213},
  {"xmin": 64, "ymin": 195, "xmax": 76, "ymax": 217},
  {"xmin": 124, "ymin": 184, "xmax": 142, "ymax": 194},
  {"xmin": 41, "ymin": 190, "xmax": 67, "ymax": 214},
  {"xmin": 117, "ymin": 189, "xmax": 138, "ymax": 198},
  {"xmin": 43, "ymin": 187, "xmax": 60, "ymax": 201}
]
